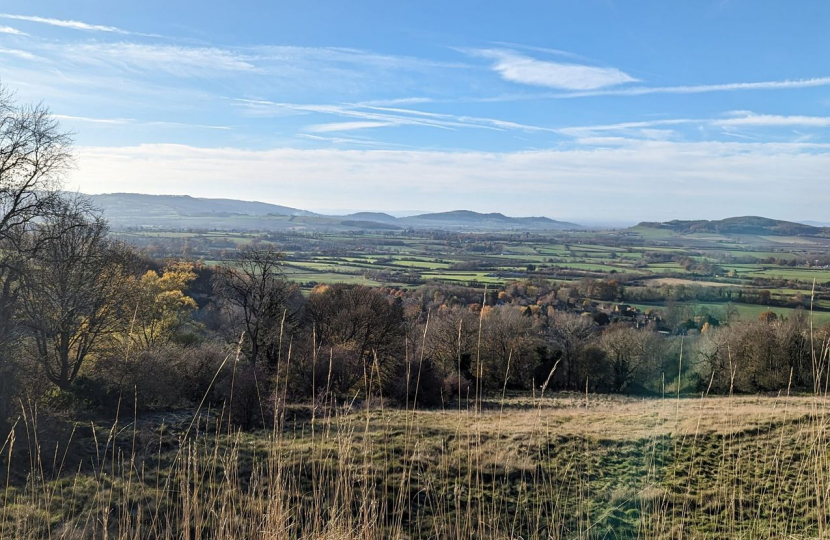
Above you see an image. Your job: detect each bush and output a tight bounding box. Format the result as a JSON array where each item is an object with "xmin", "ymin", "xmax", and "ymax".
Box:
[
  {"xmin": 214, "ymin": 363, "xmax": 273, "ymax": 429},
  {"xmin": 386, "ymin": 357, "xmax": 444, "ymax": 408},
  {"xmin": 442, "ymin": 372, "xmax": 473, "ymax": 403},
  {"xmin": 77, "ymin": 343, "xmax": 232, "ymax": 413}
]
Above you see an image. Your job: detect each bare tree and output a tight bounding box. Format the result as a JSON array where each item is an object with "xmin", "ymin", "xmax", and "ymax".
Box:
[
  {"xmin": 599, "ymin": 325, "xmax": 665, "ymax": 393},
  {"xmin": 547, "ymin": 312, "xmax": 595, "ymax": 389},
  {"xmin": 422, "ymin": 306, "xmax": 479, "ymax": 380},
  {"xmin": 0, "ymin": 84, "xmax": 72, "ymax": 245},
  {"xmin": 481, "ymin": 306, "xmax": 541, "ymax": 389},
  {"xmin": 0, "ymin": 83, "xmax": 73, "ymax": 425},
  {"xmin": 305, "ymin": 284, "xmax": 405, "ymax": 387},
  {"xmin": 19, "ymin": 201, "xmax": 129, "ymax": 390},
  {"xmin": 212, "ymin": 247, "xmax": 299, "ymax": 365}
]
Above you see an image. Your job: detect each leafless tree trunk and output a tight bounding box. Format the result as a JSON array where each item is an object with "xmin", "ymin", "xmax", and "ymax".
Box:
[
  {"xmin": 0, "ymin": 83, "xmax": 73, "ymax": 426},
  {"xmin": 212, "ymin": 247, "xmax": 299, "ymax": 365},
  {"xmin": 19, "ymin": 201, "xmax": 127, "ymax": 390}
]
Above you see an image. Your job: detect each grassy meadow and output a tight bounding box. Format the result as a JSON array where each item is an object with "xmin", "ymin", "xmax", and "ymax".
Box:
[{"xmin": 5, "ymin": 389, "xmax": 830, "ymax": 539}]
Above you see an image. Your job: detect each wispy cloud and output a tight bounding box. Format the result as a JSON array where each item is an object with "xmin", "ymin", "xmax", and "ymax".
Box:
[
  {"xmin": 298, "ymin": 134, "xmax": 396, "ymax": 146},
  {"xmin": 0, "ymin": 25, "xmax": 27, "ymax": 36},
  {"xmin": 56, "ymin": 42, "xmax": 258, "ymax": 76},
  {"xmin": 469, "ymin": 76, "xmax": 830, "ymax": 103},
  {"xmin": 54, "ymin": 114, "xmax": 231, "ymax": 130},
  {"xmin": 237, "ymin": 98, "xmax": 556, "ymax": 134},
  {"xmin": 357, "ymin": 104, "xmax": 558, "ymax": 132},
  {"xmin": 54, "ymin": 114, "xmax": 133, "ymax": 125},
  {"xmin": 555, "ymin": 112, "xmax": 830, "ymax": 144},
  {"xmin": 557, "ymin": 119, "xmax": 698, "ymax": 137},
  {"xmin": 147, "ymin": 121, "xmax": 231, "ymax": 130},
  {"xmin": 305, "ymin": 121, "xmax": 395, "ymax": 133},
  {"xmin": 469, "ymin": 49, "xmax": 637, "ymax": 90},
  {"xmin": 0, "ymin": 13, "xmax": 159, "ymax": 37},
  {"xmin": 713, "ymin": 112, "xmax": 830, "ymax": 128},
  {"xmin": 356, "ymin": 97, "xmax": 435, "ymax": 106},
  {"xmin": 557, "ymin": 77, "xmax": 830, "ymax": 98},
  {"xmin": 488, "ymin": 42, "xmax": 589, "ymax": 61},
  {"xmin": 0, "ymin": 47, "xmax": 39, "ymax": 60},
  {"xmin": 254, "ymin": 45, "xmax": 471, "ymax": 71}
]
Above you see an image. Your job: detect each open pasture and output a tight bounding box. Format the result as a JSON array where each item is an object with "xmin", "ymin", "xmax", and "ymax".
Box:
[{"xmin": 6, "ymin": 393, "xmax": 830, "ymax": 539}]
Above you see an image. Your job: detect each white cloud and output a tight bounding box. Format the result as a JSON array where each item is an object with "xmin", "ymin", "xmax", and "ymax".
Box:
[
  {"xmin": 0, "ymin": 13, "xmax": 158, "ymax": 36},
  {"xmin": 488, "ymin": 42, "xmax": 588, "ymax": 61},
  {"xmin": 54, "ymin": 114, "xmax": 133, "ymax": 125},
  {"xmin": 298, "ymin": 134, "xmax": 394, "ymax": 146},
  {"xmin": 356, "ymin": 97, "xmax": 435, "ymax": 106},
  {"xmin": 0, "ymin": 47, "xmax": 38, "ymax": 60},
  {"xmin": 471, "ymin": 49, "xmax": 637, "ymax": 90},
  {"xmin": 557, "ymin": 119, "xmax": 697, "ymax": 137},
  {"xmin": 0, "ymin": 25, "xmax": 27, "ymax": 35},
  {"xmin": 235, "ymin": 99, "xmax": 496, "ymax": 131},
  {"xmin": 57, "ymin": 43, "xmax": 258, "ymax": 76},
  {"xmin": 71, "ymin": 140, "xmax": 830, "ymax": 221},
  {"xmin": 146, "ymin": 121, "xmax": 231, "ymax": 130},
  {"xmin": 305, "ymin": 121, "xmax": 395, "ymax": 133},
  {"xmin": 237, "ymin": 99, "xmax": 556, "ymax": 134},
  {"xmin": 713, "ymin": 112, "xmax": 830, "ymax": 128},
  {"xmin": 471, "ymin": 76, "xmax": 830, "ymax": 103},
  {"xmin": 254, "ymin": 46, "xmax": 470, "ymax": 71},
  {"xmin": 557, "ymin": 112, "xmax": 830, "ymax": 141},
  {"xmin": 54, "ymin": 114, "xmax": 230, "ymax": 130},
  {"xmin": 558, "ymin": 77, "xmax": 830, "ymax": 98}
]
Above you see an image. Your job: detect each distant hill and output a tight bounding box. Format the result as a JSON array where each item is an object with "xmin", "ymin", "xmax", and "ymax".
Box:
[
  {"xmin": 342, "ymin": 212, "xmax": 399, "ymax": 223},
  {"xmin": 89, "ymin": 193, "xmax": 315, "ymax": 221},
  {"xmin": 400, "ymin": 210, "xmax": 582, "ymax": 231},
  {"xmin": 636, "ymin": 216, "xmax": 830, "ymax": 236},
  {"xmin": 86, "ymin": 193, "xmax": 581, "ymax": 232}
]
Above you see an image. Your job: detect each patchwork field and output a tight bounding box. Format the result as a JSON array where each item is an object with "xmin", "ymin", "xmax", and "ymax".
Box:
[{"xmin": 114, "ymin": 225, "xmax": 830, "ymax": 327}]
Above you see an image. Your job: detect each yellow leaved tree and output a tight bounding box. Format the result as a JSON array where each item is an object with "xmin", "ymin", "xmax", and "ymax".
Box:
[{"xmin": 123, "ymin": 262, "xmax": 198, "ymax": 351}]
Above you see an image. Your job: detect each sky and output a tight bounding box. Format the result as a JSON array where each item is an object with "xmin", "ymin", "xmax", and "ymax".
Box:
[{"xmin": 1, "ymin": 1, "xmax": 829, "ymax": 225}]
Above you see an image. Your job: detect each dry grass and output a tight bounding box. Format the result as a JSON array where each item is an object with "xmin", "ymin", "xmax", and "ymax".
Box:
[{"xmin": 2, "ymin": 389, "xmax": 830, "ymax": 539}]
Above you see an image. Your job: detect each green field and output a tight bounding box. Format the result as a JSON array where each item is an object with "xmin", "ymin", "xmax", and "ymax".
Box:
[{"xmin": 115, "ymin": 227, "xmax": 830, "ymax": 323}]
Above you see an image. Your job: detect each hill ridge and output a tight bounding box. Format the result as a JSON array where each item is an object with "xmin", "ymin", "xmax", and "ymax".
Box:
[
  {"xmin": 636, "ymin": 216, "xmax": 830, "ymax": 236},
  {"xmin": 84, "ymin": 193, "xmax": 583, "ymax": 231}
]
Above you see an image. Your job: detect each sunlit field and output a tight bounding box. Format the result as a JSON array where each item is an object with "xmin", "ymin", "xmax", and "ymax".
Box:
[{"xmin": 5, "ymin": 389, "xmax": 830, "ymax": 539}]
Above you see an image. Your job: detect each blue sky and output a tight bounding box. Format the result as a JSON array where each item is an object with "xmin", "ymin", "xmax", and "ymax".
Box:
[{"xmin": 1, "ymin": 1, "xmax": 829, "ymax": 224}]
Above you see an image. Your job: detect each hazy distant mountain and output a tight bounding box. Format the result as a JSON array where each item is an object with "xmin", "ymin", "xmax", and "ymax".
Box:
[
  {"xmin": 400, "ymin": 210, "xmax": 582, "ymax": 231},
  {"xmin": 342, "ymin": 212, "xmax": 399, "ymax": 223},
  {"xmin": 801, "ymin": 220, "xmax": 830, "ymax": 228},
  {"xmin": 636, "ymin": 216, "xmax": 830, "ymax": 236},
  {"xmin": 87, "ymin": 193, "xmax": 582, "ymax": 232},
  {"xmin": 89, "ymin": 193, "xmax": 315, "ymax": 221}
]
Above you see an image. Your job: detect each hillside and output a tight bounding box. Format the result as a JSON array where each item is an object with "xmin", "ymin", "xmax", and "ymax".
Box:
[
  {"xmin": 87, "ymin": 193, "xmax": 581, "ymax": 231},
  {"xmin": 636, "ymin": 216, "xmax": 830, "ymax": 236},
  {"xmin": 342, "ymin": 212, "xmax": 399, "ymax": 223},
  {"xmin": 400, "ymin": 210, "xmax": 582, "ymax": 231},
  {"xmin": 88, "ymin": 193, "xmax": 315, "ymax": 222}
]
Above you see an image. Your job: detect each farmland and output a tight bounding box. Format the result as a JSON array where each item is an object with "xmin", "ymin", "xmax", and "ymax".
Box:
[{"xmin": 113, "ymin": 224, "xmax": 830, "ymax": 326}]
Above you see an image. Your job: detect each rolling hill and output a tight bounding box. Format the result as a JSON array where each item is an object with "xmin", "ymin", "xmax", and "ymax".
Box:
[
  {"xmin": 399, "ymin": 210, "xmax": 581, "ymax": 231},
  {"xmin": 636, "ymin": 216, "xmax": 830, "ymax": 237},
  {"xmin": 88, "ymin": 193, "xmax": 315, "ymax": 220},
  {"xmin": 86, "ymin": 193, "xmax": 582, "ymax": 232}
]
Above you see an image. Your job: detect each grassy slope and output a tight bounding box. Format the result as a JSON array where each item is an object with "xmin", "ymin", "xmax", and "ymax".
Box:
[{"xmin": 5, "ymin": 394, "xmax": 830, "ymax": 539}]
